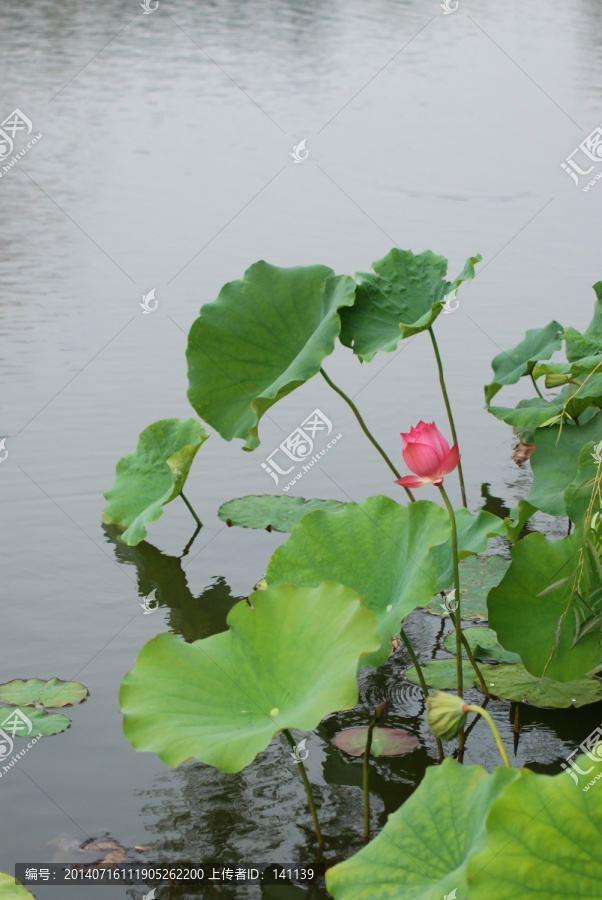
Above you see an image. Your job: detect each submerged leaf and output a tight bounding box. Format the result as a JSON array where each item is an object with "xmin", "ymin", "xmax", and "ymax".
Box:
[{"xmin": 333, "ymin": 727, "xmax": 419, "ymax": 757}]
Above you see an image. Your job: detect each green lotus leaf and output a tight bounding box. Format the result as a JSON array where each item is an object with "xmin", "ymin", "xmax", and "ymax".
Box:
[
  {"xmin": 186, "ymin": 261, "xmax": 356, "ymax": 450},
  {"xmin": 443, "ymin": 626, "xmax": 521, "ymax": 664},
  {"xmin": 488, "ymin": 531, "xmax": 602, "ymax": 680},
  {"xmin": 484, "ymin": 320, "xmax": 563, "ymax": 405},
  {"xmin": 527, "ymin": 414, "xmax": 602, "ymax": 515},
  {"xmin": 488, "ymin": 392, "xmax": 594, "ymax": 429},
  {"xmin": 0, "ymin": 706, "xmax": 70, "ymax": 736},
  {"xmin": 564, "ymin": 281, "xmax": 602, "ymax": 362},
  {"xmin": 0, "ymin": 874, "xmax": 35, "ymax": 899},
  {"xmin": 469, "ymin": 752, "xmax": 602, "ymax": 899},
  {"xmin": 505, "ymin": 499, "xmax": 537, "ymax": 542},
  {"xmin": 405, "ymin": 656, "xmax": 602, "ymax": 707},
  {"xmin": 326, "ymin": 759, "xmax": 520, "ymax": 900},
  {"xmin": 0, "ymin": 679, "xmax": 88, "ymax": 708},
  {"xmin": 563, "ymin": 442, "xmax": 599, "ymax": 523},
  {"xmin": 432, "ymin": 509, "xmax": 507, "ymax": 592},
  {"xmin": 266, "ymin": 497, "xmax": 452, "ymax": 667},
  {"xmin": 404, "ymin": 658, "xmax": 476, "ymax": 690},
  {"xmin": 218, "ymin": 494, "xmax": 349, "ymax": 532},
  {"xmin": 427, "ymin": 554, "xmax": 510, "ymax": 619},
  {"xmin": 102, "ymin": 418, "xmax": 208, "ymax": 546},
  {"xmin": 534, "ymin": 353, "xmax": 602, "ymax": 381},
  {"xmin": 477, "ymin": 664, "xmax": 602, "ymax": 708},
  {"xmin": 333, "ymin": 727, "xmax": 419, "ymax": 757},
  {"xmin": 339, "ymin": 248, "xmax": 480, "ymax": 361},
  {"xmin": 120, "ymin": 582, "xmax": 380, "ymax": 773}
]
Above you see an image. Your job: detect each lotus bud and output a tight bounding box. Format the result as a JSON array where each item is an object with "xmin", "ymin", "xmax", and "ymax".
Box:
[
  {"xmin": 375, "ymin": 701, "xmax": 389, "ymax": 720},
  {"xmin": 426, "ymin": 691, "xmax": 467, "ymax": 741},
  {"xmin": 544, "ymin": 373, "xmax": 571, "ymax": 388}
]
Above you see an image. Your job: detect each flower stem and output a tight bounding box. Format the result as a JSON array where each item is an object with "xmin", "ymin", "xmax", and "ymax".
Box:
[
  {"xmin": 428, "ymin": 327, "xmax": 467, "ymax": 508},
  {"xmin": 283, "ymin": 730, "xmax": 324, "ymax": 849},
  {"xmin": 463, "ymin": 704, "xmax": 511, "ymax": 767},
  {"xmin": 459, "ymin": 630, "xmax": 491, "ymax": 698},
  {"xmin": 400, "ymin": 629, "xmax": 444, "ymax": 762},
  {"xmin": 319, "ymin": 367, "xmax": 415, "ymax": 502},
  {"xmin": 530, "ymin": 373, "xmax": 544, "ymax": 399},
  {"xmin": 437, "ymin": 483, "xmax": 465, "ymax": 759},
  {"xmin": 363, "ymin": 715, "xmax": 377, "ymax": 844},
  {"xmin": 180, "ymin": 491, "xmax": 202, "ymax": 527}
]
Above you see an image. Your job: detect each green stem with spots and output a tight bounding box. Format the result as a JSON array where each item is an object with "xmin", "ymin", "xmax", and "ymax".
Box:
[
  {"xmin": 283, "ymin": 729, "xmax": 324, "ymax": 849},
  {"xmin": 437, "ymin": 483, "xmax": 465, "ymax": 760},
  {"xmin": 320, "ymin": 367, "xmax": 415, "ymax": 502},
  {"xmin": 400, "ymin": 629, "xmax": 444, "ymax": 762},
  {"xmin": 428, "ymin": 327, "xmax": 467, "ymax": 508},
  {"xmin": 363, "ymin": 714, "xmax": 378, "ymax": 843},
  {"xmin": 180, "ymin": 490, "xmax": 202, "ymax": 527}
]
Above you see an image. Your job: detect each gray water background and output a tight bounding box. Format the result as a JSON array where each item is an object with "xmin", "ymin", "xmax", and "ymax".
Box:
[{"xmin": 1, "ymin": 0, "xmax": 602, "ymax": 896}]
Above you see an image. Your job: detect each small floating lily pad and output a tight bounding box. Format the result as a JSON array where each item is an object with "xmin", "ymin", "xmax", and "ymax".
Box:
[
  {"xmin": 0, "ymin": 678, "xmax": 88, "ymax": 708},
  {"xmin": 478, "ymin": 664, "xmax": 602, "ymax": 708},
  {"xmin": 0, "ymin": 706, "xmax": 71, "ymax": 736},
  {"xmin": 405, "ymin": 659, "xmax": 602, "ymax": 708},
  {"xmin": 218, "ymin": 495, "xmax": 348, "ymax": 532},
  {"xmin": 443, "ymin": 627, "xmax": 521, "ymax": 665},
  {"xmin": 333, "ymin": 727, "xmax": 419, "ymax": 757},
  {"xmin": 404, "ymin": 659, "xmax": 476, "ymax": 690},
  {"xmin": 427, "ymin": 555, "xmax": 510, "ymax": 619}
]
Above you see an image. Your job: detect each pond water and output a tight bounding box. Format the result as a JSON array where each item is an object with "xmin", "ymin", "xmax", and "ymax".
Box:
[{"xmin": 1, "ymin": 0, "xmax": 601, "ymax": 896}]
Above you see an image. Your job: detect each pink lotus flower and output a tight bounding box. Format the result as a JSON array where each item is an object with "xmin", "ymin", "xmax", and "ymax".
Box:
[{"xmin": 396, "ymin": 421, "xmax": 460, "ymax": 488}]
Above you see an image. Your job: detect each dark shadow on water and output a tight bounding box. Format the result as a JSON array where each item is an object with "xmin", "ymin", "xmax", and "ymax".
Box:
[{"xmin": 102, "ymin": 524, "xmax": 243, "ymax": 642}]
